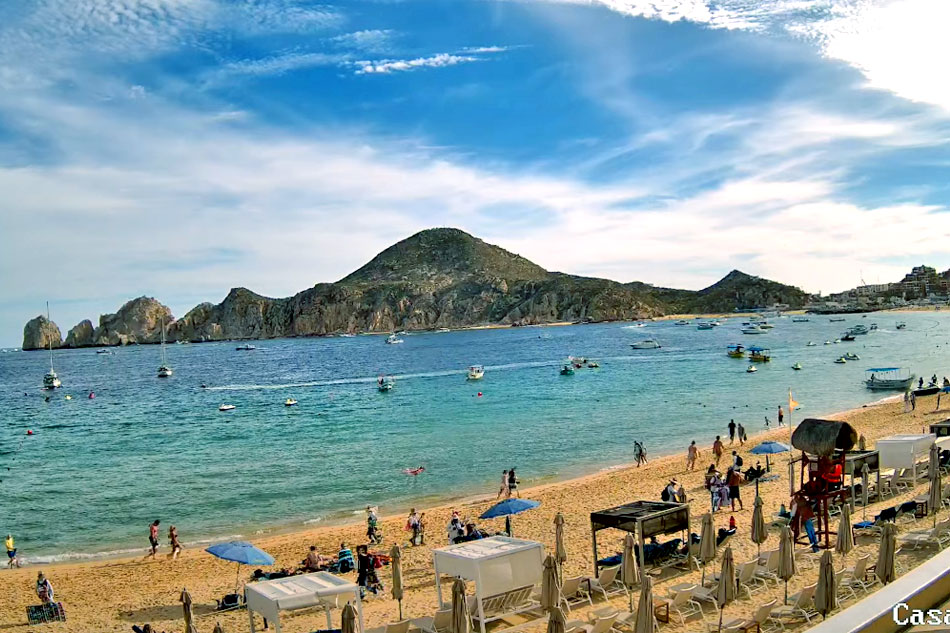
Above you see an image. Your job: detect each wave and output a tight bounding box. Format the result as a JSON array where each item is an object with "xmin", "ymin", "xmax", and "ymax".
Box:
[{"xmin": 27, "ymin": 533, "xmax": 245, "ymax": 564}]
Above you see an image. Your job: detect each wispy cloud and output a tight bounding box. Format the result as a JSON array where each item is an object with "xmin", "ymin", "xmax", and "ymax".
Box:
[
  {"xmin": 213, "ymin": 51, "xmax": 347, "ymax": 80},
  {"xmin": 330, "ymin": 29, "xmax": 395, "ymax": 54},
  {"xmin": 354, "ymin": 53, "xmax": 480, "ymax": 75}
]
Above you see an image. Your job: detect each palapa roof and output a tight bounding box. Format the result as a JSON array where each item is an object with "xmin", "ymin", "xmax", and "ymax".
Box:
[{"xmin": 791, "ymin": 418, "xmax": 857, "ymax": 457}]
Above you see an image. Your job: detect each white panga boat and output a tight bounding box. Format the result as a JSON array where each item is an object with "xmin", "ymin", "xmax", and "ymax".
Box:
[
  {"xmin": 741, "ymin": 325, "xmax": 767, "ymax": 334},
  {"xmin": 378, "ymin": 376, "xmax": 395, "ymax": 391},
  {"xmin": 42, "ymin": 302, "xmax": 62, "ymax": 390},
  {"xmin": 806, "ymin": 342, "xmax": 817, "ymax": 347},
  {"xmin": 865, "ymin": 367, "xmax": 915, "ymax": 390},
  {"xmin": 675, "ymin": 320, "xmax": 689, "ymax": 325},
  {"xmin": 235, "ymin": 343, "xmax": 256, "ymax": 350},
  {"xmin": 385, "ymin": 334, "xmax": 404, "ymax": 344},
  {"xmin": 467, "ymin": 365, "xmax": 484, "ymax": 380},
  {"xmin": 631, "ymin": 337, "xmax": 661, "ymax": 349},
  {"xmin": 157, "ymin": 318, "xmax": 173, "ymax": 377},
  {"xmin": 746, "ymin": 365, "xmax": 757, "ymax": 373},
  {"xmin": 285, "ymin": 398, "xmax": 298, "ymax": 406},
  {"xmin": 848, "ymin": 324, "xmax": 869, "ymax": 335},
  {"xmin": 697, "ymin": 322, "xmax": 714, "ymax": 330},
  {"xmin": 792, "ymin": 363, "xmax": 802, "ymax": 370},
  {"xmin": 844, "ymin": 352, "xmax": 860, "ymax": 361},
  {"xmin": 792, "ymin": 317, "xmax": 810, "ymax": 322},
  {"xmin": 219, "ymin": 404, "xmax": 236, "ymax": 411}
]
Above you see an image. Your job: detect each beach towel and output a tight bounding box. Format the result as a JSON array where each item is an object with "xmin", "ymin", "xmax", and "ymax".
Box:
[{"xmin": 27, "ymin": 602, "xmax": 66, "ymax": 624}]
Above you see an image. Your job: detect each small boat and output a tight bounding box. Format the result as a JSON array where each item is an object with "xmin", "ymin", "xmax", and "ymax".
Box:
[
  {"xmin": 396, "ymin": 330, "xmax": 408, "ymax": 335},
  {"xmin": 340, "ymin": 333, "xmax": 357, "ymax": 338},
  {"xmin": 631, "ymin": 337, "xmax": 661, "ymax": 349},
  {"xmin": 747, "ymin": 346, "xmax": 771, "ymax": 362},
  {"xmin": 219, "ymin": 404, "xmax": 236, "ymax": 411},
  {"xmin": 587, "ymin": 361, "xmax": 600, "ymax": 368},
  {"xmin": 792, "ymin": 317, "xmax": 810, "ymax": 322},
  {"xmin": 385, "ymin": 334, "xmax": 404, "ymax": 344},
  {"xmin": 869, "ymin": 323, "xmax": 878, "ymax": 331},
  {"xmin": 756, "ymin": 321, "xmax": 775, "ymax": 329},
  {"xmin": 560, "ymin": 365, "xmax": 575, "ymax": 375},
  {"xmin": 709, "ymin": 321, "xmax": 722, "ymax": 326},
  {"xmin": 830, "ymin": 317, "xmax": 846, "ymax": 322},
  {"xmin": 834, "ymin": 357, "xmax": 847, "ymax": 364},
  {"xmin": 285, "ymin": 398, "xmax": 298, "ymax": 406},
  {"xmin": 437, "ymin": 328, "xmax": 451, "ymax": 333},
  {"xmin": 378, "ymin": 376, "xmax": 395, "ymax": 392},
  {"xmin": 848, "ymin": 325, "xmax": 869, "ymax": 336},
  {"xmin": 746, "ymin": 365, "xmax": 757, "ymax": 373},
  {"xmin": 896, "ymin": 322, "xmax": 907, "ymax": 330},
  {"xmin": 675, "ymin": 320, "xmax": 690, "ymax": 325},
  {"xmin": 865, "ymin": 367, "xmax": 915, "ymax": 391},
  {"xmin": 235, "ymin": 343, "xmax": 256, "ymax": 351},
  {"xmin": 841, "ymin": 333, "xmax": 856, "ymax": 342},
  {"xmin": 806, "ymin": 342, "xmax": 817, "ymax": 347},
  {"xmin": 96, "ymin": 349, "xmax": 113, "ymax": 355},
  {"xmin": 697, "ymin": 322, "xmax": 714, "ymax": 330},
  {"xmin": 741, "ymin": 325, "xmax": 767, "ymax": 334},
  {"xmin": 824, "ymin": 341, "xmax": 832, "ymax": 345},
  {"xmin": 467, "ymin": 365, "xmax": 485, "ymax": 380},
  {"xmin": 42, "ymin": 302, "xmax": 62, "ymax": 390},
  {"xmin": 157, "ymin": 318, "xmax": 173, "ymax": 377},
  {"xmin": 844, "ymin": 352, "xmax": 860, "ymax": 361},
  {"xmin": 915, "ymin": 383, "xmax": 941, "ymax": 396},
  {"xmin": 727, "ymin": 344, "xmax": 745, "ymax": 358},
  {"xmin": 792, "ymin": 363, "xmax": 802, "ymax": 370},
  {"xmin": 833, "ymin": 338, "xmax": 841, "ymax": 344}
]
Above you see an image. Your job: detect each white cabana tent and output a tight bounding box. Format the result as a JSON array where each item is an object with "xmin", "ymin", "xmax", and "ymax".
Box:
[
  {"xmin": 245, "ymin": 571, "xmax": 363, "ymax": 633},
  {"xmin": 432, "ymin": 536, "xmax": 543, "ymax": 633},
  {"xmin": 878, "ymin": 434, "xmax": 935, "ymax": 486}
]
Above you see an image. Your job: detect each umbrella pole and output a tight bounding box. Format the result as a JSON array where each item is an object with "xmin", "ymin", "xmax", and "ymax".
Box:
[
  {"xmin": 718, "ymin": 607, "xmax": 724, "ymax": 633},
  {"xmin": 701, "ymin": 562, "xmax": 705, "ymax": 585},
  {"xmin": 235, "ymin": 563, "xmax": 241, "ymax": 595},
  {"xmin": 785, "ymin": 579, "xmax": 788, "ymax": 605},
  {"xmin": 398, "ymin": 598, "xmax": 403, "ymax": 621}
]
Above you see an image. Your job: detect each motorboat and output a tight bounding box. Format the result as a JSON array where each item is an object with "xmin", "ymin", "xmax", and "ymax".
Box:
[
  {"xmin": 848, "ymin": 325, "xmax": 869, "ymax": 335},
  {"xmin": 378, "ymin": 376, "xmax": 395, "ymax": 392},
  {"xmin": 869, "ymin": 323, "xmax": 878, "ymax": 331},
  {"xmin": 896, "ymin": 322, "xmax": 907, "ymax": 330},
  {"xmin": 340, "ymin": 333, "xmax": 357, "ymax": 338},
  {"xmin": 235, "ymin": 343, "xmax": 256, "ymax": 350},
  {"xmin": 219, "ymin": 404, "xmax": 236, "ymax": 411},
  {"xmin": 285, "ymin": 398, "xmax": 298, "ymax": 406},
  {"xmin": 865, "ymin": 367, "xmax": 915, "ymax": 390},
  {"xmin": 396, "ymin": 330, "xmax": 408, "ymax": 335},
  {"xmin": 824, "ymin": 341, "xmax": 832, "ymax": 345},
  {"xmin": 841, "ymin": 333, "xmax": 856, "ymax": 342},
  {"xmin": 560, "ymin": 364, "xmax": 575, "ymax": 375},
  {"xmin": 792, "ymin": 363, "xmax": 802, "ymax": 370},
  {"xmin": 756, "ymin": 321, "xmax": 775, "ymax": 329},
  {"xmin": 806, "ymin": 342, "xmax": 817, "ymax": 347},
  {"xmin": 914, "ymin": 382, "xmax": 941, "ymax": 396},
  {"xmin": 747, "ymin": 346, "xmax": 771, "ymax": 362},
  {"xmin": 467, "ymin": 365, "xmax": 485, "ymax": 380},
  {"xmin": 157, "ymin": 318, "xmax": 173, "ymax": 378},
  {"xmin": 628, "ymin": 322, "xmax": 647, "ymax": 328},
  {"xmin": 675, "ymin": 319, "xmax": 690, "ymax": 325},
  {"xmin": 42, "ymin": 302, "xmax": 62, "ymax": 390},
  {"xmin": 727, "ymin": 344, "xmax": 745, "ymax": 358},
  {"xmin": 844, "ymin": 352, "xmax": 860, "ymax": 361},
  {"xmin": 587, "ymin": 361, "xmax": 600, "ymax": 368},
  {"xmin": 709, "ymin": 321, "xmax": 722, "ymax": 326},
  {"xmin": 834, "ymin": 357, "xmax": 847, "ymax": 364},
  {"xmin": 833, "ymin": 338, "xmax": 841, "ymax": 344},
  {"xmin": 631, "ymin": 337, "xmax": 661, "ymax": 349},
  {"xmin": 437, "ymin": 328, "xmax": 451, "ymax": 333},
  {"xmin": 746, "ymin": 365, "xmax": 757, "ymax": 373},
  {"xmin": 741, "ymin": 325, "xmax": 767, "ymax": 334},
  {"xmin": 385, "ymin": 334, "xmax": 404, "ymax": 344},
  {"xmin": 830, "ymin": 317, "xmax": 846, "ymax": 322},
  {"xmin": 697, "ymin": 322, "xmax": 714, "ymax": 330},
  {"xmin": 96, "ymin": 348, "xmax": 113, "ymax": 355},
  {"xmin": 792, "ymin": 317, "xmax": 810, "ymax": 322}
]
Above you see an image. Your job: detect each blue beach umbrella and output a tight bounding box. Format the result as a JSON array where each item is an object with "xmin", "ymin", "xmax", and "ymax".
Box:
[
  {"xmin": 206, "ymin": 541, "xmax": 275, "ymax": 592},
  {"xmin": 750, "ymin": 441, "xmax": 791, "ymax": 479},
  {"xmin": 480, "ymin": 499, "xmax": 540, "ymax": 536}
]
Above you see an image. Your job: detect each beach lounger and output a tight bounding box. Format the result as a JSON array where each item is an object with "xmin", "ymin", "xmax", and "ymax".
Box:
[
  {"xmin": 835, "ymin": 572, "xmax": 858, "ymax": 604},
  {"xmin": 215, "ymin": 593, "xmax": 244, "ymax": 612},
  {"xmin": 719, "ymin": 600, "xmax": 780, "ymax": 633},
  {"xmin": 660, "ymin": 587, "xmax": 702, "ymax": 624},
  {"xmin": 564, "ymin": 612, "xmax": 618, "ymax": 633},
  {"xmin": 558, "ymin": 577, "xmax": 593, "ymax": 613},
  {"xmin": 770, "ymin": 583, "xmax": 817, "ymax": 623},
  {"xmin": 470, "ymin": 585, "xmax": 538, "ymax": 626},
  {"xmin": 585, "ymin": 565, "xmax": 627, "ymax": 600},
  {"xmin": 898, "ymin": 518, "xmax": 950, "ymax": 550},
  {"xmin": 839, "ymin": 556, "xmax": 875, "ymax": 595},
  {"xmin": 598, "ymin": 609, "xmax": 659, "ymax": 633},
  {"xmin": 411, "ymin": 609, "xmax": 453, "ymax": 633},
  {"xmin": 690, "ymin": 583, "xmax": 718, "ymax": 610},
  {"xmin": 753, "ymin": 550, "xmax": 780, "ymax": 585},
  {"xmin": 365, "ymin": 620, "xmax": 411, "ymax": 633}
]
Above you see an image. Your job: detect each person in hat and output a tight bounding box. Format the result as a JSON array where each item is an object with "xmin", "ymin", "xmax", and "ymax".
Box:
[
  {"xmin": 36, "ymin": 572, "xmax": 54, "ymax": 603},
  {"xmin": 662, "ymin": 479, "xmax": 677, "ymax": 502}
]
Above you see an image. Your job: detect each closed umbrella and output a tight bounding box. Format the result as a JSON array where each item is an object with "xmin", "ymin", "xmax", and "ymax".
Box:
[
  {"xmin": 479, "ymin": 499, "xmax": 540, "ymax": 536},
  {"xmin": 205, "ymin": 541, "xmax": 275, "ymax": 594},
  {"xmin": 750, "ymin": 496, "xmax": 767, "ymax": 557},
  {"xmin": 634, "ymin": 575, "xmax": 655, "ymax": 633},
  {"xmin": 180, "ymin": 588, "xmax": 199, "ymax": 633},
  {"xmin": 777, "ymin": 526, "xmax": 796, "ymax": 605},
  {"xmin": 814, "ymin": 551, "xmax": 837, "ymax": 619},
  {"xmin": 554, "ymin": 513, "xmax": 567, "ymax": 583},
  {"xmin": 546, "ymin": 607, "xmax": 566, "ymax": 633},
  {"xmin": 541, "ymin": 555, "xmax": 559, "ymax": 613},
  {"xmin": 698, "ymin": 513, "xmax": 716, "ymax": 585},
  {"xmin": 835, "ymin": 504, "xmax": 854, "ymax": 556},
  {"xmin": 213, "ymin": 624, "xmax": 225, "ymax": 633},
  {"xmin": 452, "ymin": 578, "xmax": 470, "ymax": 633},
  {"xmin": 930, "ymin": 443, "xmax": 943, "ymax": 528},
  {"xmin": 715, "ymin": 547, "xmax": 736, "ymax": 633},
  {"xmin": 858, "ymin": 435, "xmax": 866, "ymax": 451},
  {"xmin": 391, "ymin": 545, "xmax": 404, "ymax": 620},
  {"xmin": 861, "ymin": 463, "xmax": 871, "ymax": 521},
  {"xmin": 343, "ymin": 602, "xmax": 359, "ymax": 633},
  {"xmin": 876, "ymin": 522, "xmax": 897, "ymax": 585},
  {"xmin": 620, "ymin": 533, "xmax": 639, "ymax": 612}
]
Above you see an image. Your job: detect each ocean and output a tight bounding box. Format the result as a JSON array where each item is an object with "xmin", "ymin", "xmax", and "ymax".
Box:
[{"xmin": 1, "ymin": 313, "xmax": 947, "ymax": 561}]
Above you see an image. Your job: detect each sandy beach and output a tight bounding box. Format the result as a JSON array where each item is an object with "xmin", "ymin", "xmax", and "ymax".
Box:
[{"xmin": 2, "ymin": 392, "xmax": 947, "ymax": 632}]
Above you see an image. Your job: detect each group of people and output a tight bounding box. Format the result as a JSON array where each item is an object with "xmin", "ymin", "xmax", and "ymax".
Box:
[
  {"xmin": 447, "ymin": 510, "xmax": 489, "ymax": 544},
  {"xmin": 145, "ymin": 520, "xmax": 182, "ymax": 560},
  {"xmin": 704, "ymin": 460, "xmax": 745, "ymax": 512},
  {"xmin": 496, "ymin": 468, "xmax": 520, "ymax": 498},
  {"xmin": 290, "ymin": 541, "xmax": 385, "ymax": 598}
]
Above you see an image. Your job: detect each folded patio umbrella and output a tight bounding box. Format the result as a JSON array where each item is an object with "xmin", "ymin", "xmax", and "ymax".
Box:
[{"xmin": 751, "ymin": 496, "xmax": 767, "ymax": 557}]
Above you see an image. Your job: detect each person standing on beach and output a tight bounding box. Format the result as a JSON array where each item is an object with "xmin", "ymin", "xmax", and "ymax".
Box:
[
  {"xmin": 366, "ymin": 506, "xmax": 382, "ymax": 544},
  {"xmin": 5, "ymin": 534, "xmax": 20, "ymax": 569},
  {"xmin": 168, "ymin": 525, "xmax": 182, "ymax": 560},
  {"xmin": 777, "ymin": 406, "xmax": 784, "ymax": 426},
  {"xmin": 686, "ymin": 441, "xmax": 699, "ymax": 471},
  {"xmin": 508, "ymin": 468, "xmax": 520, "ymax": 497},
  {"xmin": 911, "ymin": 392, "xmax": 917, "ymax": 411},
  {"xmin": 728, "ymin": 419, "xmax": 736, "ymax": 444},
  {"xmin": 634, "ymin": 442, "xmax": 647, "ymax": 467},
  {"xmin": 712, "ymin": 436, "xmax": 724, "ymax": 466},
  {"xmin": 147, "ymin": 520, "xmax": 160, "ymax": 559},
  {"xmin": 406, "ymin": 509, "xmax": 421, "ymax": 546},
  {"xmin": 737, "ymin": 423, "xmax": 746, "ymax": 446},
  {"xmin": 497, "ymin": 470, "xmax": 510, "ymax": 499},
  {"xmin": 726, "ymin": 467, "xmax": 743, "ymax": 511}
]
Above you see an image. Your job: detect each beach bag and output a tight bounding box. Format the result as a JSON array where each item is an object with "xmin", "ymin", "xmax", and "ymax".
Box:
[
  {"xmin": 660, "ymin": 487, "xmax": 671, "ymax": 502},
  {"xmin": 27, "ymin": 602, "xmax": 66, "ymax": 624}
]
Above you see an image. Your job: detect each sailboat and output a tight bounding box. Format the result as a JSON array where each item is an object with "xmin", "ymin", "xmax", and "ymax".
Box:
[
  {"xmin": 157, "ymin": 318, "xmax": 173, "ymax": 377},
  {"xmin": 42, "ymin": 302, "xmax": 62, "ymax": 390}
]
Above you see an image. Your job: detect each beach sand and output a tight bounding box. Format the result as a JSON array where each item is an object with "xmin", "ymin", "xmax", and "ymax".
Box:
[{"xmin": 2, "ymin": 394, "xmax": 946, "ymax": 632}]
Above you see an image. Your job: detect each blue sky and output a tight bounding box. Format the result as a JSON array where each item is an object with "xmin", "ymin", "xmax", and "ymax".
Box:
[{"xmin": 2, "ymin": 0, "xmax": 950, "ymax": 345}]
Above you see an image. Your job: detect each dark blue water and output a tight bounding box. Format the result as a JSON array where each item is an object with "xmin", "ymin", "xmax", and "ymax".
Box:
[{"xmin": 1, "ymin": 313, "xmax": 948, "ymax": 560}]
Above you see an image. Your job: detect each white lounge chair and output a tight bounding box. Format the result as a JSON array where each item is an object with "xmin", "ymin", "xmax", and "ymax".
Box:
[
  {"xmin": 771, "ymin": 583, "xmax": 817, "ymax": 623},
  {"xmin": 585, "ymin": 565, "xmax": 627, "ymax": 600},
  {"xmin": 661, "ymin": 586, "xmax": 702, "ymax": 624},
  {"xmin": 412, "ymin": 609, "xmax": 453, "ymax": 633},
  {"xmin": 559, "ymin": 576, "xmax": 594, "ymax": 613},
  {"xmin": 565, "ymin": 613, "xmax": 618, "ymax": 633},
  {"xmin": 754, "ymin": 550, "xmax": 780, "ymax": 585},
  {"xmin": 839, "ymin": 556, "xmax": 875, "ymax": 595},
  {"xmin": 365, "ymin": 620, "xmax": 411, "ymax": 633},
  {"xmin": 720, "ymin": 600, "xmax": 780, "ymax": 633}
]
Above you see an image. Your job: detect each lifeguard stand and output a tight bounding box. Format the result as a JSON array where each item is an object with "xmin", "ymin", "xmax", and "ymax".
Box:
[{"xmin": 789, "ymin": 418, "xmax": 858, "ymax": 549}]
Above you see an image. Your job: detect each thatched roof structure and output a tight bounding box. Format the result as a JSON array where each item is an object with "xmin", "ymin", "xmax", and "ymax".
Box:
[{"xmin": 791, "ymin": 418, "xmax": 857, "ymax": 456}]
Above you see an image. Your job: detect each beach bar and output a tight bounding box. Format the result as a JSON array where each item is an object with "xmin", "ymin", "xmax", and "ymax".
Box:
[
  {"xmin": 432, "ymin": 536, "xmax": 544, "ymax": 633},
  {"xmin": 590, "ymin": 500, "xmax": 690, "ymax": 575},
  {"xmin": 245, "ymin": 571, "xmax": 363, "ymax": 633},
  {"xmin": 877, "ymin": 433, "xmax": 934, "ymax": 487}
]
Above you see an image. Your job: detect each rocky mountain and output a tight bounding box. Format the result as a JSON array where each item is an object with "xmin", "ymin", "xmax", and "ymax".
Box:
[
  {"xmin": 27, "ymin": 228, "xmax": 811, "ymax": 347},
  {"xmin": 22, "ymin": 316, "xmax": 62, "ymax": 351}
]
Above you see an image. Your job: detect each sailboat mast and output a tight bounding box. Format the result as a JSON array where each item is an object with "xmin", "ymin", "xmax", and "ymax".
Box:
[
  {"xmin": 161, "ymin": 318, "xmax": 167, "ymax": 364},
  {"xmin": 46, "ymin": 301, "xmax": 54, "ymax": 372}
]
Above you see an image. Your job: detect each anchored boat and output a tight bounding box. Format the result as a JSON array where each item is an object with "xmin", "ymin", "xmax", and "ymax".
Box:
[
  {"xmin": 865, "ymin": 367, "xmax": 915, "ymax": 390},
  {"xmin": 467, "ymin": 365, "xmax": 484, "ymax": 380},
  {"xmin": 727, "ymin": 344, "xmax": 745, "ymax": 358}
]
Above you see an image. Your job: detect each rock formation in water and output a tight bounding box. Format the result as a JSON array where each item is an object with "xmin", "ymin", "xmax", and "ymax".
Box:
[
  {"xmin": 22, "ymin": 316, "xmax": 62, "ymax": 351},
  {"xmin": 65, "ymin": 319, "xmax": 95, "ymax": 348},
  {"xmin": 27, "ymin": 228, "xmax": 812, "ymax": 346}
]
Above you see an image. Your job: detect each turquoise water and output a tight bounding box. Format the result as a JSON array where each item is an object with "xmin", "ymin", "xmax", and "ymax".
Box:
[{"xmin": 2, "ymin": 313, "xmax": 949, "ymax": 561}]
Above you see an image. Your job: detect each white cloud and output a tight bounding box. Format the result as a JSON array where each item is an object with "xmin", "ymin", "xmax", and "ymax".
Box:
[
  {"xmin": 354, "ymin": 53, "xmax": 480, "ymax": 75},
  {"xmin": 214, "ymin": 51, "xmax": 347, "ymax": 79},
  {"xmin": 330, "ymin": 29, "xmax": 395, "ymax": 53}
]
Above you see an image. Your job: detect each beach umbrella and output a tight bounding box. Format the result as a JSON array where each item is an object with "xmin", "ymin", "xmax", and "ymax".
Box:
[
  {"xmin": 861, "ymin": 463, "xmax": 871, "ymax": 521},
  {"xmin": 620, "ymin": 533, "xmax": 639, "ymax": 612},
  {"xmin": 547, "ymin": 607, "xmax": 566, "ymax": 633},
  {"xmin": 554, "ymin": 513, "xmax": 567, "ymax": 583},
  {"xmin": 634, "ymin": 575, "xmax": 655, "ymax": 633},
  {"xmin": 814, "ymin": 551, "xmax": 837, "ymax": 619},
  {"xmin": 930, "ymin": 443, "xmax": 943, "ymax": 528},
  {"xmin": 541, "ymin": 555, "xmax": 559, "ymax": 613},
  {"xmin": 858, "ymin": 435, "xmax": 867, "ymax": 451},
  {"xmin": 205, "ymin": 541, "xmax": 275, "ymax": 593},
  {"xmin": 480, "ymin": 498, "xmax": 540, "ymax": 536},
  {"xmin": 835, "ymin": 504, "xmax": 854, "ymax": 556},
  {"xmin": 390, "ymin": 544, "xmax": 404, "ymax": 620},
  {"xmin": 778, "ymin": 526, "xmax": 796, "ymax": 605},
  {"xmin": 715, "ymin": 547, "xmax": 736, "ymax": 633},
  {"xmin": 698, "ymin": 513, "xmax": 716, "ymax": 585},
  {"xmin": 180, "ymin": 588, "xmax": 199, "ymax": 633},
  {"xmin": 876, "ymin": 523, "xmax": 898, "ymax": 585},
  {"xmin": 343, "ymin": 603, "xmax": 359, "ymax": 633},
  {"xmin": 452, "ymin": 578, "xmax": 470, "ymax": 633},
  {"xmin": 750, "ymin": 496, "xmax": 767, "ymax": 557},
  {"xmin": 750, "ymin": 441, "xmax": 790, "ymax": 473}
]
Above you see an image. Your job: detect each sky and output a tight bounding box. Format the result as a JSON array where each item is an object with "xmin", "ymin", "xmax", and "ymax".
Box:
[{"xmin": 2, "ymin": 0, "xmax": 950, "ymax": 346}]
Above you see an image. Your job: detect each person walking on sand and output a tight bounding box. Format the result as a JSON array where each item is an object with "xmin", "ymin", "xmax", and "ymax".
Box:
[
  {"xmin": 508, "ymin": 467, "xmax": 520, "ymax": 497},
  {"xmin": 737, "ymin": 422, "xmax": 746, "ymax": 446},
  {"xmin": 147, "ymin": 519, "xmax": 160, "ymax": 559},
  {"xmin": 634, "ymin": 441, "xmax": 647, "ymax": 467},
  {"xmin": 686, "ymin": 441, "xmax": 699, "ymax": 471},
  {"xmin": 726, "ymin": 466, "xmax": 743, "ymax": 511},
  {"xmin": 712, "ymin": 436, "xmax": 724, "ymax": 466},
  {"xmin": 366, "ymin": 506, "xmax": 382, "ymax": 544},
  {"xmin": 6, "ymin": 534, "xmax": 20, "ymax": 569},
  {"xmin": 777, "ymin": 405, "xmax": 785, "ymax": 426},
  {"xmin": 911, "ymin": 392, "xmax": 917, "ymax": 411},
  {"xmin": 497, "ymin": 470, "xmax": 510, "ymax": 499},
  {"xmin": 36, "ymin": 572, "xmax": 54, "ymax": 603},
  {"xmin": 406, "ymin": 509, "xmax": 421, "ymax": 546},
  {"xmin": 728, "ymin": 419, "xmax": 736, "ymax": 444},
  {"xmin": 168, "ymin": 525, "xmax": 182, "ymax": 560}
]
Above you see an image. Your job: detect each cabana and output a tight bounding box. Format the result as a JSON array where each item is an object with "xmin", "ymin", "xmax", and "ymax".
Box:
[
  {"xmin": 877, "ymin": 434, "xmax": 935, "ymax": 487},
  {"xmin": 432, "ymin": 536, "xmax": 543, "ymax": 633},
  {"xmin": 245, "ymin": 571, "xmax": 363, "ymax": 633},
  {"xmin": 843, "ymin": 450, "xmax": 880, "ymax": 508},
  {"xmin": 590, "ymin": 500, "xmax": 690, "ymax": 575}
]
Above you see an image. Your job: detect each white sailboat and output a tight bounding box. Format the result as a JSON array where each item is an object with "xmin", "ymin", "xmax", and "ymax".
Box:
[
  {"xmin": 157, "ymin": 318, "xmax": 173, "ymax": 377},
  {"xmin": 42, "ymin": 302, "xmax": 61, "ymax": 390}
]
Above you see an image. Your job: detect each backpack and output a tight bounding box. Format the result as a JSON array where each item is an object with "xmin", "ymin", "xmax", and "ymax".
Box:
[
  {"xmin": 660, "ymin": 487, "xmax": 671, "ymax": 502},
  {"xmin": 735, "ymin": 456, "xmax": 743, "ymax": 467}
]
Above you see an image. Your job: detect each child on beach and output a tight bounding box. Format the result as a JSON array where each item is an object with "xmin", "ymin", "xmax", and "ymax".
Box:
[
  {"xmin": 36, "ymin": 572, "xmax": 54, "ymax": 603},
  {"xmin": 168, "ymin": 525, "xmax": 182, "ymax": 560}
]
